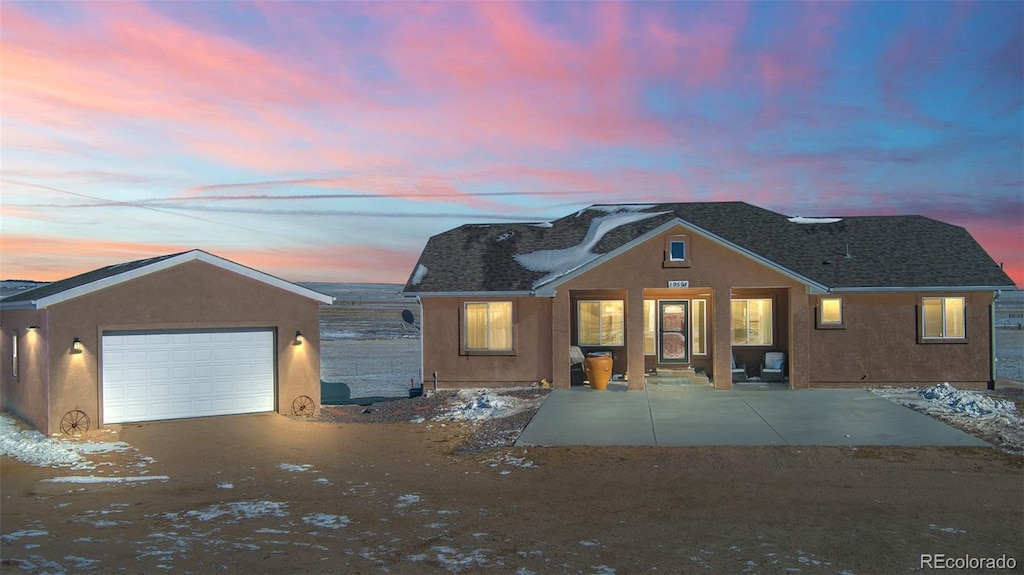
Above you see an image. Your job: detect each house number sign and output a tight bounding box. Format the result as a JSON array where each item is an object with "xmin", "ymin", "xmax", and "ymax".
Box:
[{"xmin": 668, "ymin": 280, "xmax": 689, "ymax": 288}]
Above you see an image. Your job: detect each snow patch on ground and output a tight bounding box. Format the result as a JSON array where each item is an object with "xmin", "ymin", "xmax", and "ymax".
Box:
[
  {"xmin": 0, "ymin": 413, "xmax": 130, "ymax": 470},
  {"xmin": 168, "ymin": 501, "xmax": 289, "ymax": 522},
  {"xmin": 302, "ymin": 513, "xmax": 351, "ymax": 530},
  {"xmin": 395, "ymin": 494, "xmax": 421, "ymax": 508},
  {"xmin": 871, "ymin": 383, "xmax": 1023, "ymax": 453},
  {"xmin": 43, "ymin": 475, "xmax": 169, "ymax": 484},
  {"xmin": 436, "ymin": 389, "xmax": 524, "ymax": 421},
  {"xmin": 279, "ymin": 463, "xmax": 314, "ymax": 472}
]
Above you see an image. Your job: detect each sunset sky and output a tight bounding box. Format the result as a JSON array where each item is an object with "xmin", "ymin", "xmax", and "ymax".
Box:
[{"xmin": 1, "ymin": 1, "xmax": 1021, "ymax": 286}]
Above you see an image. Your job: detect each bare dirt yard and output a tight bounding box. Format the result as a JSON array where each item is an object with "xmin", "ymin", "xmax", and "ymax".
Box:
[{"xmin": 2, "ymin": 394, "xmax": 1022, "ymax": 575}]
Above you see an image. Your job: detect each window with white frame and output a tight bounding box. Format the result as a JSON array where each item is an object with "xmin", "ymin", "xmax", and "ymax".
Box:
[
  {"xmin": 691, "ymin": 299, "xmax": 707, "ymax": 355},
  {"xmin": 818, "ymin": 297, "xmax": 844, "ymax": 328},
  {"xmin": 578, "ymin": 300, "xmax": 624, "ymax": 346},
  {"xmin": 464, "ymin": 301, "xmax": 513, "ymax": 352},
  {"xmin": 921, "ymin": 297, "xmax": 965, "ymax": 340},
  {"xmin": 643, "ymin": 300, "xmax": 656, "ymax": 355},
  {"xmin": 731, "ymin": 298, "xmax": 773, "ymax": 346},
  {"xmin": 669, "ymin": 240, "xmax": 686, "ymax": 261}
]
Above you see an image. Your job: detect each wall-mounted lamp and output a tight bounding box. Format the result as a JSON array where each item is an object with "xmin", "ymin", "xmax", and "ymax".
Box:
[
  {"xmin": 293, "ymin": 331, "xmax": 304, "ymax": 346},
  {"xmin": 27, "ymin": 325, "xmax": 40, "ymax": 330},
  {"xmin": 72, "ymin": 338, "xmax": 83, "ymax": 353}
]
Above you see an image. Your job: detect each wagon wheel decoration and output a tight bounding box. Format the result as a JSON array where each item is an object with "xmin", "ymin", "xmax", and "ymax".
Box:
[
  {"xmin": 291, "ymin": 395, "xmax": 316, "ymax": 417},
  {"xmin": 60, "ymin": 410, "xmax": 91, "ymax": 435}
]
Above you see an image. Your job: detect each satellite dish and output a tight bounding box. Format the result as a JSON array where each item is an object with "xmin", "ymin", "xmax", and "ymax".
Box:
[{"xmin": 401, "ymin": 309, "xmax": 415, "ymax": 324}]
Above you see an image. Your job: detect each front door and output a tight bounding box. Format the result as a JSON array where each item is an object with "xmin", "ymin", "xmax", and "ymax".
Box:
[{"xmin": 658, "ymin": 301, "xmax": 689, "ymax": 363}]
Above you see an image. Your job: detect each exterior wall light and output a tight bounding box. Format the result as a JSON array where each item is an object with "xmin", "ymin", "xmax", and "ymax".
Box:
[
  {"xmin": 293, "ymin": 331, "xmax": 304, "ymax": 345},
  {"xmin": 27, "ymin": 325, "xmax": 40, "ymax": 330},
  {"xmin": 72, "ymin": 338, "xmax": 83, "ymax": 353}
]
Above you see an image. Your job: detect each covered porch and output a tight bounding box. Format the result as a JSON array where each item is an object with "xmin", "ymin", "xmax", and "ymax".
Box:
[{"xmin": 556, "ymin": 284, "xmax": 801, "ymax": 390}]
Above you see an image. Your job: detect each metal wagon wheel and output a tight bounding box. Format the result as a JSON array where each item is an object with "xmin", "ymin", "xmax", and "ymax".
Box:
[
  {"xmin": 60, "ymin": 410, "xmax": 90, "ymax": 435},
  {"xmin": 291, "ymin": 395, "xmax": 316, "ymax": 417}
]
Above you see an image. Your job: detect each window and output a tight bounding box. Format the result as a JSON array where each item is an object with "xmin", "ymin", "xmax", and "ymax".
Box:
[
  {"xmin": 669, "ymin": 240, "xmax": 686, "ymax": 261},
  {"xmin": 643, "ymin": 300, "xmax": 656, "ymax": 355},
  {"xmin": 921, "ymin": 297, "xmax": 965, "ymax": 340},
  {"xmin": 663, "ymin": 234, "xmax": 691, "ymax": 268},
  {"xmin": 578, "ymin": 300, "xmax": 624, "ymax": 346},
  {"xmin": 818, "ymin": 297, "xmax": 844, "ymax": 328},
  {"xmin": 691, "ymin": 299, "xmax": 707, "ymax": 355},
  {"xmin": 732, "ymin": 298, "xmax": 773, "ymax": 346},
  {"xmin": 12, "ymin": 332, "xmax": 18, "ymax": 379},
  {"xmin": 464, "ymin": 302, "xmax": 513, "ymax": 352}
]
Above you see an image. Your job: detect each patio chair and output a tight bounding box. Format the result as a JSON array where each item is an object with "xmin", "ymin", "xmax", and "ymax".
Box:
[
  {"xmin": 731, "ymin": 352, "xmax": 747, "ymax": 383},
  {"xmin": 761, "ymin": 352, "xmax": 786, "ymax": 382},
  {"xmin": 570, "ymin": 346, "xmax": 586, "ymax": 386}
]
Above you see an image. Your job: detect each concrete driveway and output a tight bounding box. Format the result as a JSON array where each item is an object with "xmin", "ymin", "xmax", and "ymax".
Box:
[{"xmin": 516, "ymin": 384, "xmax": 991, "ymax": 447}]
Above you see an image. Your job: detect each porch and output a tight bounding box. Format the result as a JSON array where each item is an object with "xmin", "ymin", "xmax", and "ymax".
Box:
[{"xmin": 563, "ymin": 285, "xmax": 795, "ymax": 389}]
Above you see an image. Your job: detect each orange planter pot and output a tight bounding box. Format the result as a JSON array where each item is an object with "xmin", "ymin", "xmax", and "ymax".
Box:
[{"xmin": 584, "ymin": 353, "xmax": 613, "ymax": 391}]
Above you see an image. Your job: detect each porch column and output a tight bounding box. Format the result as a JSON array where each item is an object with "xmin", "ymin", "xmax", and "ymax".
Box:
[
  {"xmin": 626, "ymin": 286, "xmax": 645, "ymax": 390},
  {"xmin": 788, "ymin": 288, "xmax": 811, "ymax": 389},
  {"xmin": 712, "ymin": 287, "xmax": 733, "ymax": 390},
  {"xmin": 551, "ymin": 289, "xmax": 571, "ymax": 389}
]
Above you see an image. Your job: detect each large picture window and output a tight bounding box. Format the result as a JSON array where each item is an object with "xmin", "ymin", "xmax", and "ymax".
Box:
[
  {"xmin": 578, "ymin": 300, "xmax": 624, "ymax": 346},
  {"xmin": 921, "ymin": 297, "xmax": 965, "ymax": 340},
  {"xmin": 732, "ymin": 298, "xmax": 772, "ymax": 346},
  {"xmin": 464, "ymin": 301, "xmax": 513, "ymax": 352}
]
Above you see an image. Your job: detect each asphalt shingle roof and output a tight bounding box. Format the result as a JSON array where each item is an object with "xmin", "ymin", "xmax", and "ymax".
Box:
[
  {"xmin": 403, "ymin": 202, "xmax": 1015, "ymax": 293},
  {"xmin": 1, "ymin": 252, "xmax": 186, "ymax": 304}
]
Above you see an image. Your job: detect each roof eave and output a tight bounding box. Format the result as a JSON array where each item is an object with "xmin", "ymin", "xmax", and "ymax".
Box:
[
  {"xmin": 827, "ymin": 285, "xmax": 1017, "ymax": 293},
  {"xmin": 28, "ymin": 250, "xmax": 334, "ymax": 308},
  {"xmin": 402, "ymin": 290, "xmax": 538, "ymax": 298},
  {"xmin": 0, "ymin": 300, "xmax": 39, "ymax": 310}
]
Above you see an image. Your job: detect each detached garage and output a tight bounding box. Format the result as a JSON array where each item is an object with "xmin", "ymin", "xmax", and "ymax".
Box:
[{"xmin": 1, "ymin": 250, "xmax": 333, "ymax": 435}]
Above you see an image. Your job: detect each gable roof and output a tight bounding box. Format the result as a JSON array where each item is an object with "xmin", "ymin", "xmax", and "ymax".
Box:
[
  {"xmin": 403, "ymin": 202, "xmax": 1016, "ymax": 295},
  {"xmin": 1, "ymin": 249, "xmax": 334, "ymax": 310}
]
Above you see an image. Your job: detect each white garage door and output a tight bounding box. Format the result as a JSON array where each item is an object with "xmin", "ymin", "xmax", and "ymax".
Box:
[{"xmin": 102, "ymin": 329, "xmax": 275, "ymax": 424}]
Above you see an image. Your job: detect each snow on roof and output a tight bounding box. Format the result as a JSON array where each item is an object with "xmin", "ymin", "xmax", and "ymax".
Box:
[
  {"xmin": 788, "ymin": 216, "xmax": 843, "ymax": 224},
  {"xmin": 515, "ymin": 209, "xmax": 669, "ymax": 288},
  {"xmin": 410, "ymin": 264, "xmax": 428, "ymax": 286}
]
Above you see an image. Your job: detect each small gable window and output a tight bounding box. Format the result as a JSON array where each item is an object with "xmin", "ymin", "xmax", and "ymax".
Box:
[
  {"xmin": 920, "ymin": 297, "xmax": 966, "ymax": 341},
  {"xmin": 817, "ymin": 297, "xmax": 844, "ymax": 328},
  {"xmin": 669, "ymin": 240, "xmax": 686, "ymax": 261},
  {"xmin": 663, "ymin": 234, "xmax": 691, "ymax": 268},
  {"xmin": 463, "ymin": 301, "xmax": 514, "ymax": 354}
]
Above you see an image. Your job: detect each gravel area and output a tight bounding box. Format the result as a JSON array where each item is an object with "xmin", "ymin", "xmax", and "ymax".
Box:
[{"xmin": 315, "ymin": 387, "xmax": 552, "ymax": 454}]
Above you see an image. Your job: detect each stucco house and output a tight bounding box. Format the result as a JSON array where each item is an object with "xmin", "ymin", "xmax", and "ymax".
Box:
[
  {"xmin": 403, "ymin": 202, "xmax": 1015, "ymax": 391},
  {"xmin": 1, "ymin": 250, "xmax": 332, "ymax": 435}
]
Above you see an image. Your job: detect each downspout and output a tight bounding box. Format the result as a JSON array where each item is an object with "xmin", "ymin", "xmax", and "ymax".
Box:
[
  {"xmin": 989, "ymin": 291, "xmax": 998, "ymax": 390},
  {"xmin": 416, "ymin": 296, "xmax": 425, "ymax": 391}
]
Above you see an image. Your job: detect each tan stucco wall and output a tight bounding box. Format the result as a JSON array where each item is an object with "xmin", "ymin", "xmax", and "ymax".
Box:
[
  {"xmin": 551, "ymin": 224, "xmax": 806, "ymax": 389},
  {"xmin": 420, "ymin": 223, "xmax": 996, "ymax": 391},
  {"xmin": 807, "ymin": 292, "xmax": 993, "ymax": 388},
  {"xmin": 0, "ymin": 309, "xmax": 51, "ymax": 433},
  {"xmin": 6, "ymin": 260, "xmax": 322, "ymax": 435},
  {"xmin": 420, "ymin": 296, "xmax": 552, "ymax": 387}
]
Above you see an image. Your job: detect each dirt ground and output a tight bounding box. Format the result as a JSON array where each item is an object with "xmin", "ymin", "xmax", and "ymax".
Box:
[{"xmin": 2, "ymin": 406, "xmax": 1022, "ymax": 575}]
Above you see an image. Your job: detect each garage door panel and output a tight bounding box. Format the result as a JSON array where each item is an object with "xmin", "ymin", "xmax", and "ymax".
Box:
[{"xmin": 103, "ymin": 329, "xmax": 275, "ymax": 424}]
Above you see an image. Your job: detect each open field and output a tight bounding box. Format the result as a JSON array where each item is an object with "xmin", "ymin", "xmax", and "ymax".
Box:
[{"xmin": 2, "ymin": 407, "xmax": 1022, "ymax": 575}]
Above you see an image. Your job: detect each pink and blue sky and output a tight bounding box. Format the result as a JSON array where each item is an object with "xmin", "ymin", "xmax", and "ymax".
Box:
[{"xmin": 1, "ymin": 1, "xmax": 1021, "ymax": 285}]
